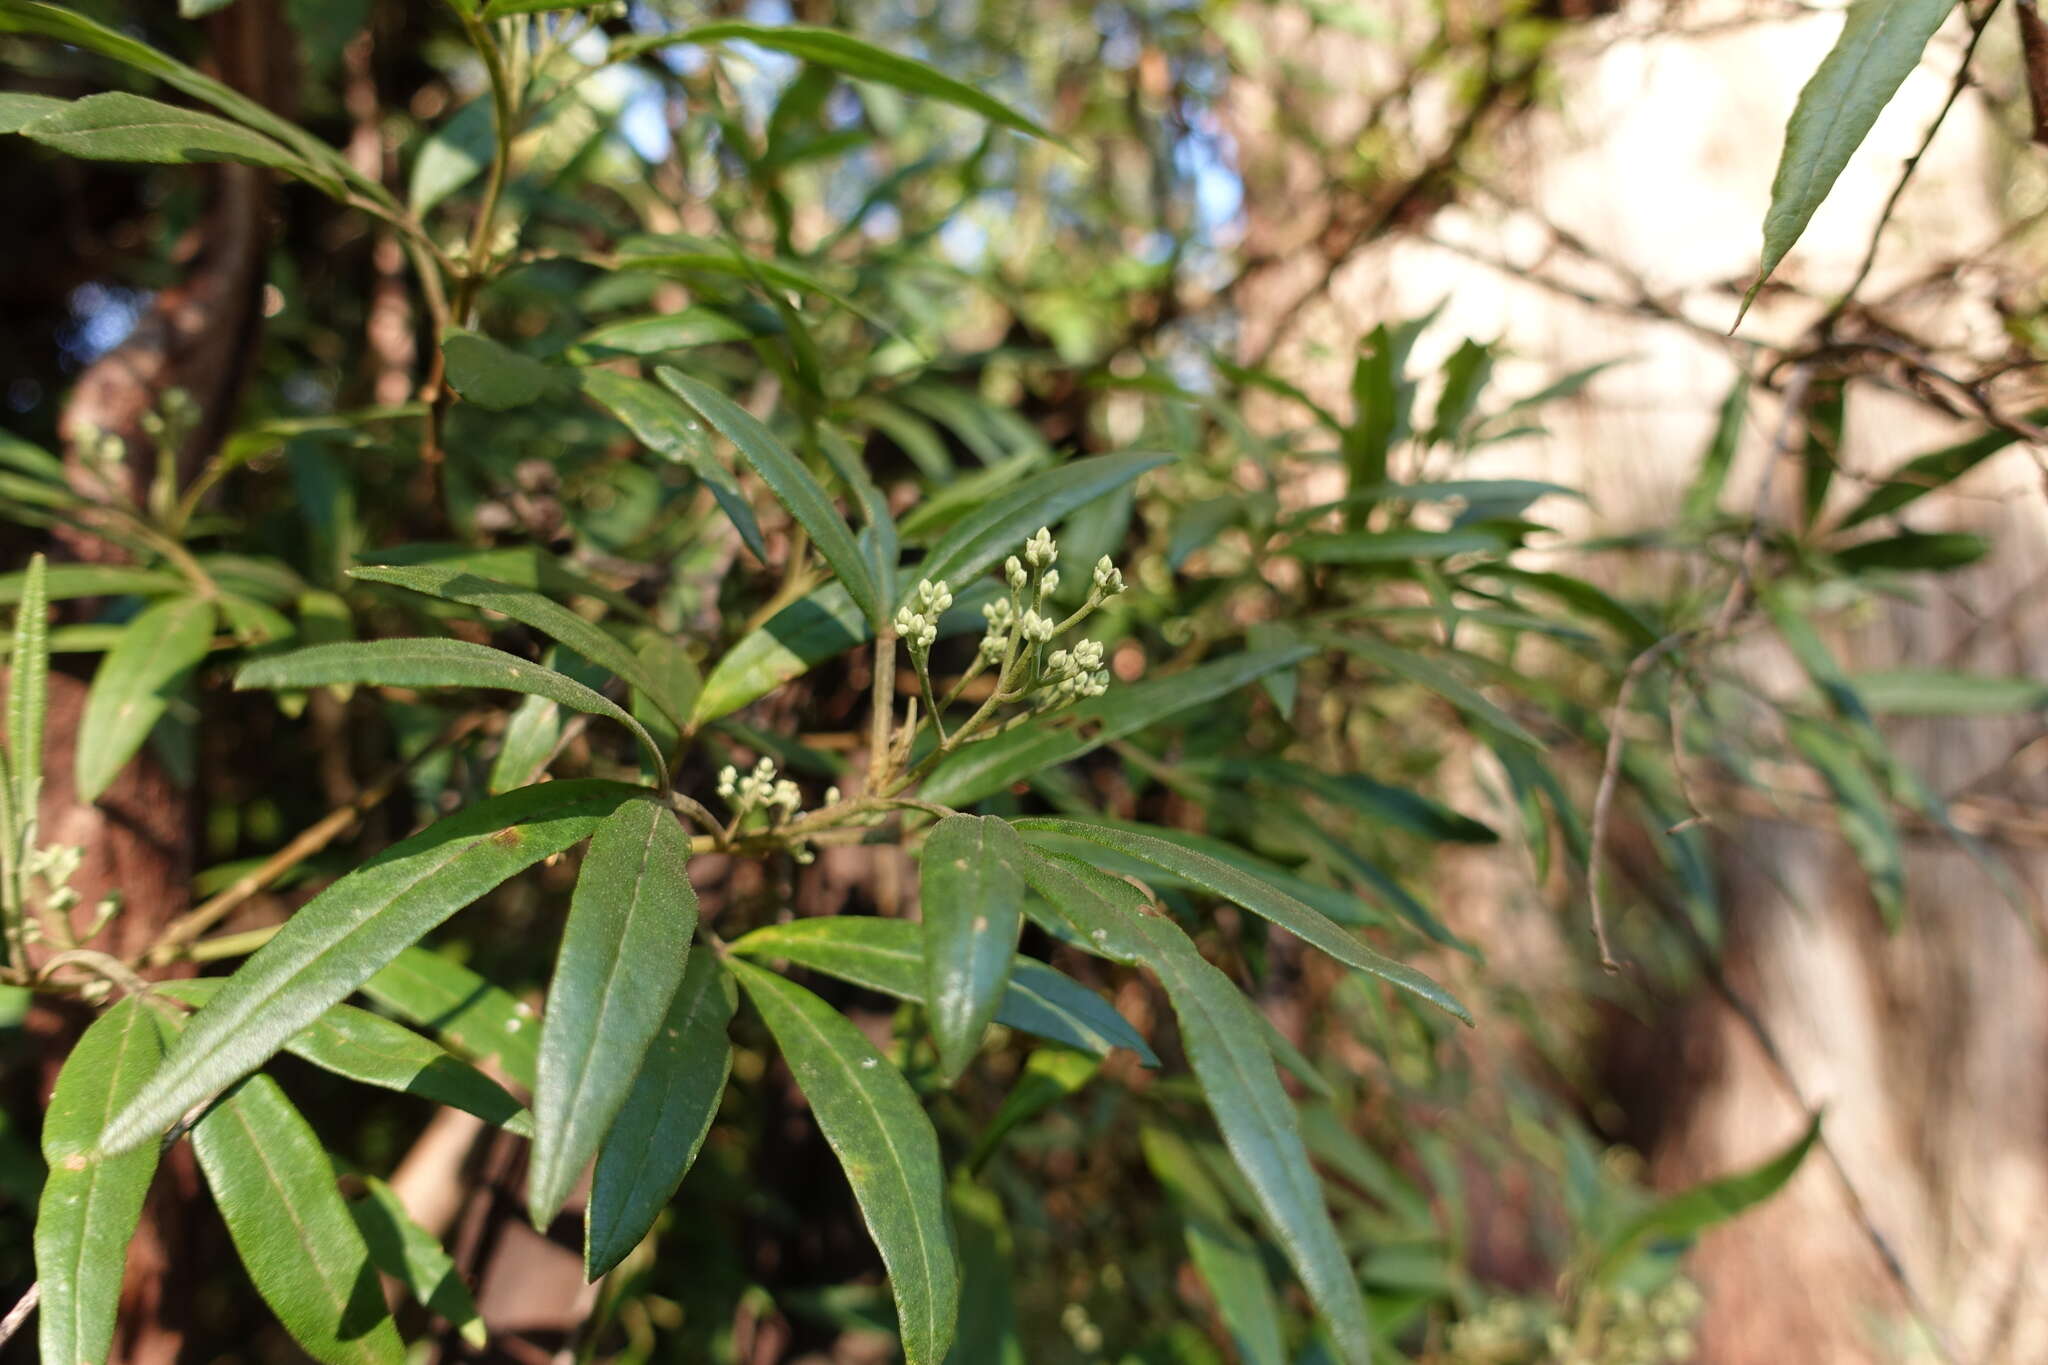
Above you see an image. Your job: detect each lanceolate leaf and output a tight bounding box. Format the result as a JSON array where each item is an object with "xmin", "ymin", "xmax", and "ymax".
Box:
[
  {"xmin": 529, "ymin": 800, "xmax": 699, "ymax": 1226},
  {"xmin": 157, "ymin": 980, "xmax": 532, "ymax": 1136},
  {"xmin": 729, "ymin": 916, "xmax": 1155, "ymax": 1064},
  {"xmin": 1583, "ymin": 1115, "xmax": 1822, "ymax": 1285},
  {"xmin": 347, "ymin": 563, "xmax": 683, "ymax": 733},
  {"xmin": 75, "ymin": 594, "xmax": 215, "ymax": 802},
  {"xmin": 235, "ymin": 638, "xmax": 662, "ymax": 773},
  {"xmin": 908, "ymin": 452, "xmax": 1172, "ymax": 604},
  {"xmin": 1681, "ymin": 371, "xmax": 1751, "ymax": 525},
  {"xmin": 1742, "ymin": 0, "xmax": 1959, "ymax": 320},
  {"xmin": 1014, "ymin": 819, "xmax": 1469, "ymax": 1024},
  {"xmin": 100, "ymin": 780, "xmax": 646, "ymax": 1154},
  {"xmin": 920, "ymin": 815, "xmax": 1027, "ymax": 1083},
  {"xmin": 36, "ymin": 998, "xmax": 164, "ymax": 1365},
  {"xmin": 350, "ymin": 1176, "xmax": 486, "ymax": 1348},
  {"xmin": 192, "ymin": 1075, "xmax": 405, "ymax": 1365},
  {"xmin": 362, "ymin": 948, "xmax": 539, "ymax": 1088},
  {"xmin": 657, "ymin": 367, "xmax": 882, "ymax": 627},
  {"xmin": 1836, "ymin": 413, "xmax": 2048, "ymax": 529},
  {"xmin": 1141, "ymin": 1125, "xmax": 1287, "ymax": 1365},
  {"xmin": 613, "ymin": 22, "xmax": 1055, "ymax": 142},
  {"xmin": 439, "ymin": 330, "xmax": 578, "ymax": 410},
  {"xmin": 20, "ymin": 92, "xmax": 337, "ymax": 191},
  {"xmin": 0, "ymin": 563, "xmax": 182, "ymax": 604},
  {"xmin": 9, "ymin": 552, "xmax": 50, "ymax": 821},
  {"xmin": 0, "ymin": 89, "xmax": 66, "ymax": 131},
  {"xmin": 918, "ymin": 646, "xmax": 1315, "ymax": 807},
  {"xmin": 1134, "ymin": 917, "xmax": 1374, "ymax": 1365},
  {"xmin": 728, "ymin": 962, "xmax": 959, "ymax": 1365},
  {"xmin": 578, "ymin": 367, "xmax": 770, "ymax": 563},
  {"xmin": 585, "ymin": 950, "xmax": 736, "ymax": 1278}
]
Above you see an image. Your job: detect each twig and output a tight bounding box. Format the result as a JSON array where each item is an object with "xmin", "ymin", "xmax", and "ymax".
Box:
[
  {"xmin": 148, "ymin": 710, "xmax": 487, "ymax": 961},
  {"xmin": 0, "ymin": 1281, "xmax": 37, "ymax": 1347}
]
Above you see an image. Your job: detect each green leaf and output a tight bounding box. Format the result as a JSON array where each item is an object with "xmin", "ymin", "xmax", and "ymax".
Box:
[
  {"xmin": 75, "ymin": 594, "xmax": 215, "ymax": 802},
  {"xmin": 1741, "ymin": 0, "xmax": 1959, "ymax": 320},
  {"xmin": 8, "ymin": 552, "xmax": 50, "ymax": 823},
  {"xmin": 1800, "ymin": 377, "xmax": 1847, "ymax": 529},
  {"xmin": 919, "ymin": 815, "xmax": 1027, "ymax": 1083},
  {"xmin": 658, "ymin": 367, "xmax": 882, "ymax": 626},
  {"xmin": 1317, "ymin": 632, "xmax": 1542, "ymax": 750},
  {"xmin": 1141, "ymin": 1125, "xmax": 1287, "ymax": 1365},
  {"xmin": 489, "ymin": 693, "xmax": 562, "ymax": 795},
  {"xmin": 1133, "ymin": 917, "xmax": 1373, "ymax": 1364},
  {"xmin": 156, "ymin": 980, "xmax": 532, "ymax": 1136},
  {"xmin": 578, "ymin": 367, "xmax": 769, "ymax": 563},
  {"xmin": 1834, "ymin": 530, "xmax": 1989, "ymax": 574},
  {"xmin": 908, "ymin": 452, "xmax": 1172, "ymax": 603},
  {"xmin": 407, "ymin": 96, "xmax": 492, "ymax": 215},
  {"xmin": 440, "ymin": 330, "xmax": 578, "ymax": 411},
  {"xmin": 0, "ymin": 2, "xmax": 367, "ymax": 193},
  {"xmin": 918, "ymin": 646, "xmax": 1315, "ymax": 808},
  {"xmin": 235, "ymin": 638, "xmax": 662, "ymax": 773},
  {"xmin": 585, "ymin": 949, "xmax": 735, "ymax": 1278},
  {"xmin": 20, "ymin": 91, "xmax": 334, "ymax": 188},
  {"xmin": 192, "ymin": 1074, "xmax": 405, "ymax": 1365},
  {"xmin": 361, "ymin": 947, "xmax": 539, "ymax": 1088},
  {"xmin": 1236, "ymin": 760, "xmax": 1497, "ymax": 845},
  {"xmin": 350, "ymin": 1176, "xmax": 486, "ymax": 1349},
  {"xmin": 100, "ymin": 780, "xmax": 645, "ymax": 1154},
  {"xmin": 574, "ymin": 309, "xmax": 758, "ymax": 356},
  {"xmin": 529, "ymin": 801, "xmax": 698, "ymax": 1226},
  {"xmin": 1845, "ymin": 669, "xmax": 2048, "ymax": 715},
  {"xmin": 0, "ymin": 90, "xmax": 66, "ymax": 132},
  {"xmin": 615, "ymin": 22, "xmax": 1055, "ymax": 142},
  {"xmin": 693, "ymin": 574, "xmax": 998, "ymax": 725},
  {"xmin": 729, "ymin": 916, "xmax": 1155, "ymax": 1065},
  {"xmin": 1681, "ymin": 372, "xmax": 1751, "ymax": 524},
  {"xmin": 360, "ymin": 542, "xmax": 646, "ymax": 620},
  {"xmin": 1583, "ymin": 1115, "xmax": 1822, "ymax": 1285},
  {"xmin": 1286, "ymin": 527, "xmax": 1521, "ymax": 564},
  {"xmin": 1012, "ymin": 819, "xmax": 1469, "ymax": 1024},
  {"xmin": 347, "ymin": 563, "xmax": 683, "ymax": 733},
  {"xmin": 1786, "ymin": 716, "xmax": 1905, "ymax": 928},
  {"xmin": 36, "ymin": 998, "xmax": 164, "ymax": 1365},
  {"xmin": 728, "ymin": 961, "xmax": 959, "ymax": 1365},
  {"xmin": 967, "ymin": 1048, "xmax": 1100, "ymax": 1173},
  {"xmin": 944, "ymin": 1176, "xmax": 1024, "ymax": 1365},
  {"xmin": 1836, "ymin": 414, "xmax": 2048, "ymax": 529}
]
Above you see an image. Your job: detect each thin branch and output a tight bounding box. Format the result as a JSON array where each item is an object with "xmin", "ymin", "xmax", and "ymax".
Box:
[
  {"xmin": 1588, "ymin": 629, "xmax": 1695, "ymax": 970},
  {"xmin": 0, "ymin": 1281, "xmax": 36, "ymax": 1348}
]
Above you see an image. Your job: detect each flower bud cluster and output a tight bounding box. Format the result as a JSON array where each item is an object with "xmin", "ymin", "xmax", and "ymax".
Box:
[
  {"xmin": 1041, "ymin": 638, "xmax": 1109, "ymax": 703},
  {"xmin": 717, "ymin": 756, "xmax": 801, "ymax": 820},
  {"xmin": 968, "ymin": 527, "xmax": 1129, "ymax": 715},
  {"xmin": 893, "ymin": 578, "xmax": 952, "ymax": 655}
]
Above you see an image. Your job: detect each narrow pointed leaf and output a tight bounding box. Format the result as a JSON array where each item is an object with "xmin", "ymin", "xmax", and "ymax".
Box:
[
  {"xmin": 439, "ymin": 330, "xmax": 577, "ymax": 410},
  {"xmin": 1135, "ymin": 917, "xmax": 1373, "ymax": 1364},
  {"xmin": 489, "ymin": 693, "xmax": 562, "ymax": 794},
  {"xmin": 918, "ymin": 646, "xmax": 1315, "ymax": 807},
  {"xmin": 1742, "ymin": 0, "xmax": 1958, "ymax": 319},
  {"xmin": 1680, "ymin": 373, "xmax": 1750, "ymax": 524},
  {"xmin": 613, "ymin": 22, "xmax": 1055, "ymax": 142},
  {"xmin": 350, "ymin": 1176, "xmax": 486, "ymax": 1348},
  {"xmin": 1837, "ymin": 413, "xmax": 2048, "ymax": 529},
  {"xmin": 0, "ymin": 90, "xmax": 66, "ymax": 131},
  {"xmin": 656, "ymin": 367, "xmax": 881, "ymax": 626},
  {"xmin": 0, "ymin": 563, "xmax": 182, "ymax": 603},
  {"xmin": 585, "ymin": 949, "xmax": 736, "ymax": 1278},
  {"xmin": 101, "ymin": 780, "xmax": 645, "ymax": 1154},
  {"xmin": 908, "ymin": 452, "xmax": 1171, "ymax": 605},
  {"xmin": 729, "ymin": 916, "xmax": 1154, "ymax": 1064},
  {"xmin": 361, "ymin": 947, "xmax": 539, "ymax": 1088},
  {"xmin": 728, "ymin": 962, "xmax": 959, "ymax": 1365},
  {"xmin": 578, "ymin": 367, "xmax": 770, "ymax": 563},
  {"xmin": 192, "ymin": 1075, "xmax": 404, "ymax": 1365},
  {"xmin": 347, "ymin": 564, "xmax": 683, "ymax": 733},
  {"xmin": 1141, "ymin": 1125, "xmax": 1288, "ymax": 1365},
  {"xmin": 1014, "ymin": 819, "xmax": 1468, "ymax": 1024},
  {"xmin": 1583, "ymin": 1115, "xmax": 1822, "ymax": 1285},
  {"xmin": 157, "ymin": 980, "xmax": 531, "ymax": 1136},
  {"xmin": 76, "ymin": 594, "xmax": 214, "ymax": 802},
  {"xmin": 967, "ymin": 1048, "xmax": 1101, "ymax": 1173},
  {"xmin": 35, "ymin": 998, "xmax": 164, "ymax": 1365},
  {"xmin": 234, "ymin": 638, "xmax": 662, "ymax": 772},
  {"xmin": 22, "ymin": 92, "xmax": 332, "ymax": 189},
  {"xmin": 9, "ymin": 552, "xmax": 49, "ymax": 819},
  {"xmin": 920, "ymin": 815, "xmax": 1026, "ymax": 1083},
  {"xmin": 529, "ymin": 800, "xmax": 698, "ymax": 1226}
]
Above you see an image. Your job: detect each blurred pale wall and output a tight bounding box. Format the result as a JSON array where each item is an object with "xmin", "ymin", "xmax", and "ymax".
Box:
[{"xmin": 1226, "ymin": 4, "xmax": 2048, "ymax": 1360}]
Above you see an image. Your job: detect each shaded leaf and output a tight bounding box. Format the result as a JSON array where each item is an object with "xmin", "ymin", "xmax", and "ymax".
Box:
[
  {"xmin": 35, "ymin": 998, "xmax": 164, "ymax": 1365},
  {"xmin": 193, "ymin": 1074, "xmax": 404, "ymax": 1365},
  {"xmin": 920, "ymin": 815, "xmax": 1027, "ymax": 1083},
  {"xmin": 529, "ymin": 801, "xmax": 698, "ymax": 1226},
  {"xmin": 350, "ymin": 1176, "xmax": 486, "ymax": 1348},
  {"xmin": 101, "ymin": 781, "xmax": 645, "ymax": 1153},
  {"xmin": 728, "ymin": 961, "xmax": 959, "ymax": 1365},
  {"xmin": 578, "ymin": 367, "xmax": 769, "ymax": 563},
  {"xmin": 75, "ymin": 594, "xmax": 214, "ymax": 802},
  {"xmin": 1142, "ymin": 1125, "xmax": 1287, "ymax": 1365},
  {"xmin": 440, "ymin": 330, "xmax": 577, "ymax": 411},
  {"xmin": 361, "ymin": 947, "xmax": 539, "ymax": 1088}
]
